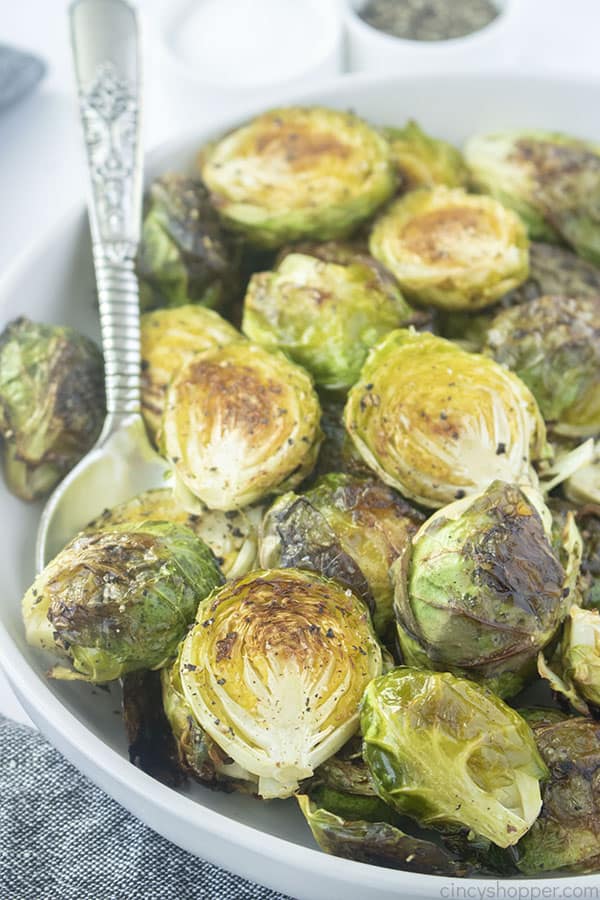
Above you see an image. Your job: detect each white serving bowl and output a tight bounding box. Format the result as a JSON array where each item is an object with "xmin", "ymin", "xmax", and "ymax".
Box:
[
  {"xmin": 1, "ymin": 71, "xmax": 599, "ymax": 900},
  {"xmin": 344, "ymin": 0, "xmax": 523, "ymax": 74}
]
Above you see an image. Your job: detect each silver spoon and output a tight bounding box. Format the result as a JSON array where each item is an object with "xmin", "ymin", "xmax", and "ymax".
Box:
[{"xmin": 36, "ymin": 0, "xmax": 167, "ymax": 571}]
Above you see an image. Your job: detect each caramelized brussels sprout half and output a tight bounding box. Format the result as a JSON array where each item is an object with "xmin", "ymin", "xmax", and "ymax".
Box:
[
  {"xmin": 242, "ymin": 251, "xmax": 414, "ymax": 391},
  {"xmin": 180, "ymin": 568, "xmax": 382, "ymax": 798},
  {"xmin": 484, "ymin": 295, "xmax": 600, "ymax": 437},
  {"xmin": 200, "ymin": 107, "xmax": 396, "ymax": 248},
  {"xmin": 140, "ymin": 304, "xmax": 241, "ymax": 440},
  {"xmin": 344, "ymin": 329, "xmax": 547, "ymax": 509},
  {"xmin": 298, "ymin": 796, "xmax": 469, "ymax": 876},
  {"xmin": 538, "ymin": 606, "xmax": 600, "ymax": 715},
  {"xmin": 260, "ymin": 473, "xmax": 425, "ymax": 638},
  {"xmin": 361, "ymin": 668, "xmax": 547, "ymax": 848},
  {"xmin": 161, "ymin": 643, "xmax": 256, "ymax": 789},
  {"xmin": 0, "ymin": 317, "xmax": 105, "ymax": 500},
  {"xmin": 466, "ymin": 131, "xmax": 600, "ymax": 262},
  {"xmin": 512, "ymin": 717, "xmax": 600, "ymax": 874},
  {"xmin": 383, "ymin": 120, "xmax": 469, "ymax": 190},
  {"xmin": 162, "ymin": 342, "xmax": 322, "ymax": 510},
  {"xmin": 137, "ymin": 174, "xmax": 241, "ymax": 312},
  {"xmin": 22, "ymin": 521, "xmax": 224, "ymax": 682},
  {"xmin": 393, "ymin": 481, "xmax": 576, "ymax": 697},
  {"xmin": 369, "ymin": 187, "xmax": 529, "ymax": 311},
  {"xmin": 86, "ymin": 487, "xmax": 263, "ymax": 580}
]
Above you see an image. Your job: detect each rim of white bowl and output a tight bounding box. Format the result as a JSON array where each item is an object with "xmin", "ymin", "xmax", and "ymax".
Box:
[
  {"xmin": 1, "ymin": 68, "xmax": 600, "ymax": 896},
  {"xmin": 343, "ymin": 0, "xmax": 522, "ymax": 51}
]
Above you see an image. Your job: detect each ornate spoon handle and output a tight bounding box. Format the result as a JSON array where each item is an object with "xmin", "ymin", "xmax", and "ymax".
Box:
[{"xmin": 70, "ymin": 0, "xmax": 143, "ymax": 432}]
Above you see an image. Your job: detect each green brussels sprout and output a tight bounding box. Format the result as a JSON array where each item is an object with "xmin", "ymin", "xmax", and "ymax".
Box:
[
  {"xmin": 465, "ymin": 130, "xmax": 600, "ymax": 262},
  {"xmin": 565, "ymin": 441, "xmax": 600, "ymax": 506},
  {"xmin": 361, "ymin": 667, "xmax": 548, "ymax": 848},
  {"xmin": 86, "ymin": 487, "xmax": 263, "ymax": 580},
  {"xmin": 0, "ymin": 317, "xmax": 105, "ymax": 501},
  {"xmin": 483, "ymin": 294, "xmax": 600, "ymax": 437},
  {"xmin": 511, "ymin": 717, "xmax": 600, "ymax": 874},
  {"xmin": 260, "ymin": 473, "xmax": 425, "ymax": 638},
  {"xmin": 200, "ymin": 107, "xmax": 397, "ymax": 248},
  {"xmin": 22, "ymin": 521, "xmax": 224, "ymax": 682},
  {"xmin": 369, "ymin": 187, "xmax": 529, "ymax": 311},
  {"xmin": 242, "ymin": 251, "xmax": 414, "ymax": 391},
  {"xmin": 137, "ymin": 174, "xmax": 241, "ymax": 312},
  {"xmin": 297, "ymin": 796, "xmax": 470, "ymax": 876},
  {"xmin": 179, "ymin": 568, "xmax": 382, "ymax": 799},
  {"xmin": 538, "ymin": 605, "xmax": 600, "ymax": 715},
  {"xmin": 383, "ymin": 120, "xmax": 469, "ymax": 191},
  {"xmin": 393, "ymin": 481, "xmax": 575, "ymax": 697},
  {"xmin": 162, "ymin": 342, "xmax": 322, "ymax": 511},
  {"xmin": 140, "ymin": 304, "xmax": 241, "ymax": 441},
  {"xmin": 344, "ymin": 329, "xmax": 547, "ymax": 509},
  {"xmin": 160, "ymin": 643, "xmax": 256, "ymax": 790}
]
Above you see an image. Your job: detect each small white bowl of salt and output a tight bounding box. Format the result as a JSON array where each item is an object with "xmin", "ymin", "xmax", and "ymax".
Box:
[{"xmin": 144, "ymin": 0, "xmax": 344, "ymax": 135}]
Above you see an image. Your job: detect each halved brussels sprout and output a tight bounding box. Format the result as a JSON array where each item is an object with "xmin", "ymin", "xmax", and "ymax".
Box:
[
  {"xmin": 382, "ymin": 120, "xmax": 469, "ymax": 191},
  {"xmin": 140, "ymin": 304, "xmax": 241, "ymax": 440},
  {"xmin": 137, "ymin": 174, "xmax": 241, "ymax": 312},
  {"xmin": 161, "ymin": 643, "xmax": 257, "ymax": 790},
  {"xmin": 200, "ymin": 107, "xmax": 397, "ymax": 248},
  {"xmin": 538, "ymin": 606, "xmax": 600, "ymax": 715},
  {"xmin": 344, "ymin": 329, "xmax": 547, "ymax": 509},
  {"xmin": 512, "ymin": 717, "xmax": 600, "ymax": 874},
  {"xmin": 242, "ymin": 250, "xmax": 414, "ymax": 391},
  {"xmin": 0, "ymin": 317, "xmax": 105, "ymax": 500},
  {"xmin": 260, "ymin": 473, "xmax": 425, "ymax": 638},
  {"xmin": 393, "ymin": 481, "xmax": 574, "ymax": 697},
  {"xmin": 369, "ymin": 187, "xmax": 529, "ymax": 311},
  {"xmin": 22, "ymin": 521, "xmax": 223, "ymax": 682},
  {"xmin": 465, "ymin": 130, "xmax": 600, "ymax": 262},
  {"xmin": 162, "ymin": 342, "xmax": 322, "ymax": 510},
  {"xmin": 361, "ymin": 667, "xmax": 547, "ymax": 848},
  {"xmin": 565, "ymin": 442, "xmax": 600, "ymax": 506},
  {"xmin": 297, "ymin": 796, "xmax": 469, "ymax": 876},
  {"xmin": 86, "ymin": 487, "xmax": 263, "ymax": 580},
  {"xmin": 484, "ymin": 294, "xmax": 600, "ymax": 437},
  {"xmin": 180, "ymin": 568, "xmax": 382, "ymax": 799}
]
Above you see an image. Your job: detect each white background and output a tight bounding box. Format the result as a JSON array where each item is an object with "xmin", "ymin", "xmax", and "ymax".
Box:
[{"xmin": 1, "ymin": 0, "xmax": 599, "ymax": 725}]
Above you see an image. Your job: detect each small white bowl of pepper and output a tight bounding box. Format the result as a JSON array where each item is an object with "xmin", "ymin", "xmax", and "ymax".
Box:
[{"xmin": 343, "ymin": 0, "xmax": 523, "ymax": 75}]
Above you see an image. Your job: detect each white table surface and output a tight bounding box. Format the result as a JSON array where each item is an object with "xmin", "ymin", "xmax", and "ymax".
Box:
[{"xmin": 1, "ymin": 0, "xmax": 599, "ymax": 727}]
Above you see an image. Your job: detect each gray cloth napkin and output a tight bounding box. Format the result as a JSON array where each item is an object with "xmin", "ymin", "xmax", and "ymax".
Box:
[{"xmin": 0, "ymin": 715, "xmax": 291, "ymax": 900}]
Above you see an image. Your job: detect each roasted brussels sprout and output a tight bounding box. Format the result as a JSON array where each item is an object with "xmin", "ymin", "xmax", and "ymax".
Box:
[
  {"xmin": 361, "ymin": 667, "xmax": 547, "ymax": 848},
  {"xmin": 162, "ymin": 342, "xmax": 322, "ymax": 510},
  {"xmin": 179, "ymin": 568, "xmax": 382, "ymax": 798},
  {"xmin": 260, "ymin": 473, "xmax": 425, "ymax": 638},
  {"xmin": 538, "ymin": 606, "xmax": 600, "ymax": 715},
  {"xmin": 565, "ymin": 442, "xmax": 600, "ymax": 506},
  {"xmin": 484, "ymin": 294, "xmax": 600, "ymax": 437},
  {"xmin": 200, "ymin": 107, "xmax": 396, "ymax": 248},
  {"xmin": 465, "ymin": 131, "xmax": 600, "ymax": 262},
  {"xmin": 22, "ymin": 521, "xmax": 224, "ymax": 682},
  {"xmin": 242, "ymin": 250, "xmax": 414, "ymax": 391},
  {"xmin": 86, "ymin": 487, "xmax": 263, "ymax": 580},
  {"xmin": 0, "ymin": 317, "xmax": 105, "ymax": 500},
  {"xmin": 297, "ymin": 796, "xmax": 469, "ymax": 876},
  {"xmin": 137, "ymin": 174, "xmax": 241, "ymax": 312},
  {"xmin": 140, "ymin": 304, "xmax": 241, "ymax": 440},
  {"xmin": 383, "ymin": 120, "xmax": 469, "ymax": 191},
  {"xmin": 393, "ymin": 481, "xmax": 575, "ymax": 697},
  {"xmin": 161, "ymin": 643, "xmax": 256, "ymax": 789},
  {"xmin": 344, "ymin": 329, "xmax": 547, "ymax": 509},
  {"xmin": 511, "ymin": 717, "xmax": 600, "ymax": 873},
  {"xmin": 369, "ymin": 187, "xmax": 529, "ymax": 311}
]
